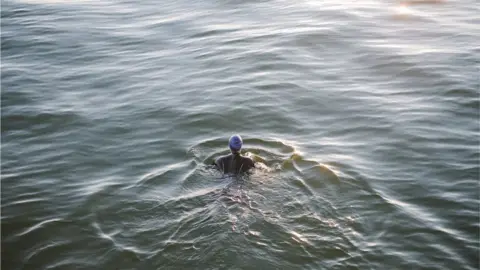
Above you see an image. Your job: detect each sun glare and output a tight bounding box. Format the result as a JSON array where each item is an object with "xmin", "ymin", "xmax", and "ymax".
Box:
[{"xmin": 395, "ymin": 4, "xmax": 414, "ymax": 15}]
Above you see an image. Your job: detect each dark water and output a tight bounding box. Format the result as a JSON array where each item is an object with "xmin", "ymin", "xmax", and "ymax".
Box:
[{"xmin": 1, "ymin": 0, "xmax": 479, "ymax": 269}]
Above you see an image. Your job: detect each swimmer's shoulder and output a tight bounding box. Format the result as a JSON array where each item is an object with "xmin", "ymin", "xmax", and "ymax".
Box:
[{"xmin": 242, "ymin": 155, "xmax": 255, "ymax": 168}]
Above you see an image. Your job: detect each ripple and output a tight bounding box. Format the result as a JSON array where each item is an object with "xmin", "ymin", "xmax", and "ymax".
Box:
[
  {"xmin": 91, "ymin": 221, "xmax": 149, "ymax": 258},
  {"xmin": 24, "ymin": 240, "xmax": 71, "ymax": 264},
  {"xmin": 189, "ymin": 28, "xmax": 239, "ymax": 40},
  {"xmin": 1, "ymin": 110, "xmax": 87, "ymax": 134},
  {"xmin": 189, "ymin": 136, "xmax": 297, "ymax": 165},
  {"xmin": 15, "ymin": 218, "xmax": 63, "ymax": 237},
  {"xmin": 132, "ymin": 159, "xmax": 197, "ymax": 189}
]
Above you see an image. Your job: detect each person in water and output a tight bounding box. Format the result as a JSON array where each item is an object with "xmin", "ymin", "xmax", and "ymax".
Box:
[{"xmin": 214, "ymin": 135, "xmax": 255, "ymax": 174}]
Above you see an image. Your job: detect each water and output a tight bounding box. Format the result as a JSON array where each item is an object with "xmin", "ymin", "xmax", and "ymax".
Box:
[{"xmin": 1, "ymin": 0, "xmax": 479, "ymax": 269}]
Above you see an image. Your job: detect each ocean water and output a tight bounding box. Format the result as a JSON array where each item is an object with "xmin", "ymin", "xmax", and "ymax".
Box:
[{"xmin": 1, "ymin": 0, "xmax": 479, "ymax": 269}]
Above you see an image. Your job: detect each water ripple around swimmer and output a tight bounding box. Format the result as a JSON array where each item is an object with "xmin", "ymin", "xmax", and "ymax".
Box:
[{"xmin": 71, "ymin": 137, "xmax": 365, "ymax": 269}]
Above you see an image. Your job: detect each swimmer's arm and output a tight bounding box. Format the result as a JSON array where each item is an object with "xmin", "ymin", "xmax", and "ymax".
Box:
[{"xmin": 212, "ymin": 157, "xmax": 224, "ymax": 171}]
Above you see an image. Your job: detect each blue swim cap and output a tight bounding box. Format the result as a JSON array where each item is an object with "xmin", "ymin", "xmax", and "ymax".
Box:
[{"xmin": 229, "ymin": 135, "xmax": 243, "ymax": 151}]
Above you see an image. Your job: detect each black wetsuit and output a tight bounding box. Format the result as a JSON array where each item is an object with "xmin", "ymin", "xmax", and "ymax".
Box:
[{"xmin": 214, "ymin": 153, "xmax": 255, "ymax": 174}]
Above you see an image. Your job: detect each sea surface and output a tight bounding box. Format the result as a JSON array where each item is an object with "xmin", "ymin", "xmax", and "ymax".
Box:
[{"xmin": 1, "ymin": 0, "xmax": 479, "ymax": 269}]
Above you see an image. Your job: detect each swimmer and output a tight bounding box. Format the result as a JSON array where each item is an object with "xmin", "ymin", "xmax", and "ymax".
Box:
[{"xmin": 214, "ymin": 135, "xmax": 255, "ymax": 174}]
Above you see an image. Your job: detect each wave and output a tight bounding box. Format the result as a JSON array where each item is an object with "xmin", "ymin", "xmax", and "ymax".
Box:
[{"xmin": 1, "ymin": 111, "xmax": 87, "ymax": 135}]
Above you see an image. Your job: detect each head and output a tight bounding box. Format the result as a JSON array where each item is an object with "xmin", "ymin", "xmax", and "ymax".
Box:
[{"xmin": 229, "ymin": 134, "xmax": 243, "ymax": 154}]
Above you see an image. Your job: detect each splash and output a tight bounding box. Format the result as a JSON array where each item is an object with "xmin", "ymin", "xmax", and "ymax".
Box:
[{"xmin": 290, "ymin": 230, "xmax": 312, "ymax": 245}]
